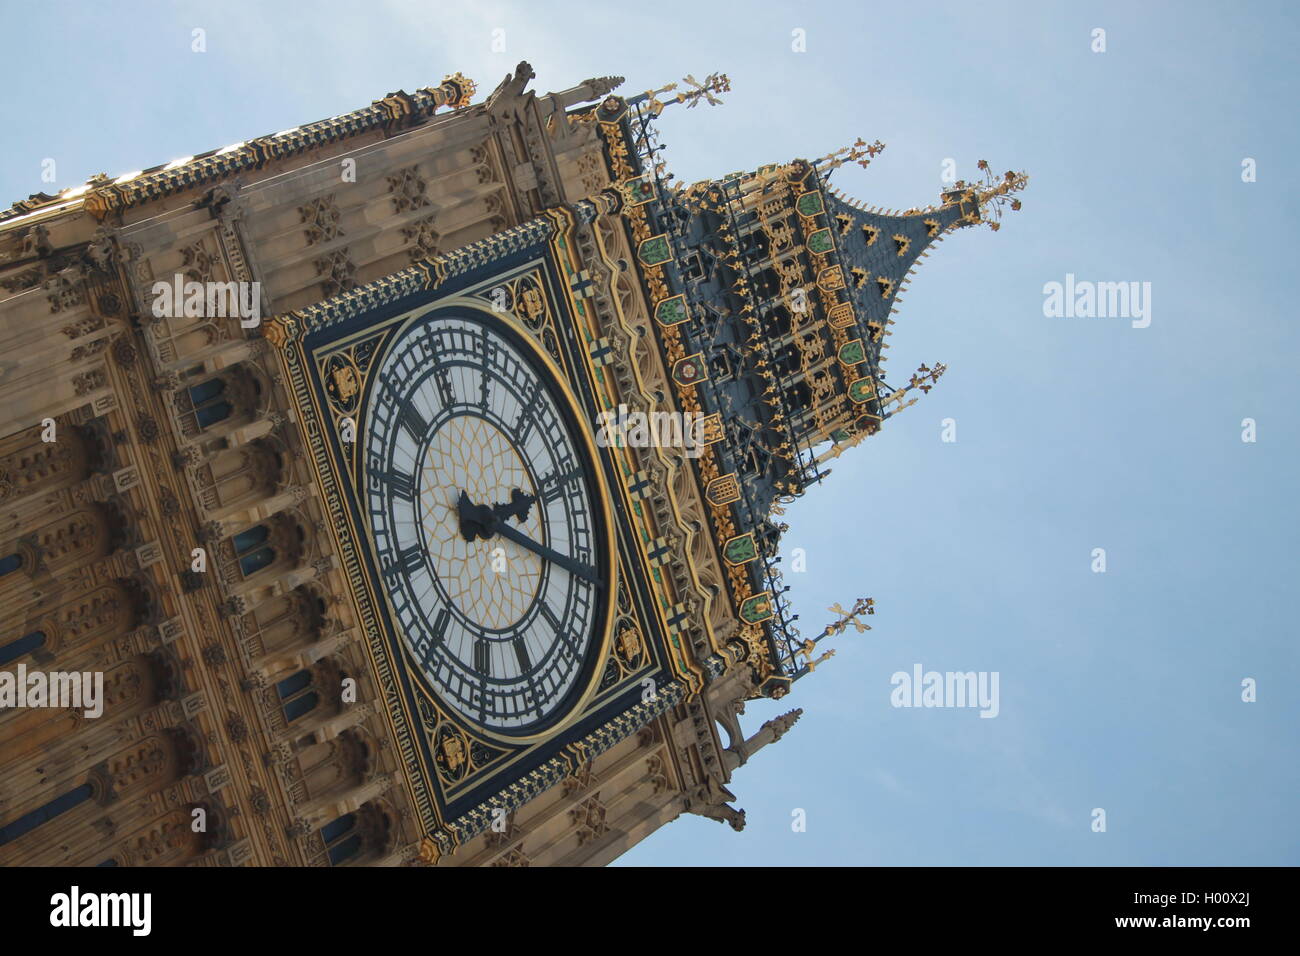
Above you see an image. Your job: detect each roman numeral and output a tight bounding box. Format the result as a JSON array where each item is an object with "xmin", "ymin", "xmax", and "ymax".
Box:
[
  {"xmin": 398, "ymin": 402, "xmax": 429, "ymax": 441},
  {"xmin": 421, "ymin": 326, "xmax": 442, "ymax": 363},
  {"xmin": 539, "ymin": 601, "xmax": 561, "ymax": 632},
  {"xmin": 512, "ymin": 378, "xmax": 544, "ymax": 436},
  {"xmin": 473, "ymin": 638, "xmax": 492, "ymax": 677},
  {"xmin": 512, "ymin": 637, "xmax": 532, "ymax": 674},
  {"xmin": 381, "ymin": 468, "xmax": 415, "ymax": 500},
  {"xmin": 420, "ymin": 607, "xmax": 450, "ymax": 667},
  {"xmin": 432, "ymin": 608, "xmax": 449, "ymax": 642},
  {"xmin": 525, "ymin": 679, "xmax": 545, "ymax": 716},
  {"xmin": 384, "ymin": 544, "xmax": 423, "ymax": 579},
  {"xmin": 434, "ymin": 368, "xmax": 456, "ymax": 407},
  {"xmin": 513, "ymin": 405, "xmax": 535, "ymax": 439},
  {"xmin": 538, "ymin": 601, "xmax": 580, "ymax": 657},
  {"xmin": 479, "ymin": 338, "xmax": 495, "ymax": 410},
  {"xmin": 540, "ymin": 466, "xmax": 582, "ymax": 504}
]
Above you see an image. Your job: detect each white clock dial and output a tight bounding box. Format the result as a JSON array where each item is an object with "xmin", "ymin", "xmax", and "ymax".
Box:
[{"xmin": 363, "ymin": 310, "xmax": 606, "ymax": 735}]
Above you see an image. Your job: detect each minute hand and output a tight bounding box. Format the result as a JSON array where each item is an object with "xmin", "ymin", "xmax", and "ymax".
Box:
[{"xmin": 492, "ymin": 520, "xmax": 601, "ymax": 586}]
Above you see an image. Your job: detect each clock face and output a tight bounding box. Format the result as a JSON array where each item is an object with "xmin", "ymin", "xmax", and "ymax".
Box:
[{"xmin": 363, "ymin": 309, "xmax": 609, "ymax": 737}]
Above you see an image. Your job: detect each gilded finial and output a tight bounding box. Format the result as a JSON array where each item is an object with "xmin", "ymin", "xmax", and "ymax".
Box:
[
  {"xmin": 816, "ymin": 138, "xmax": 886, "ymax": 172},
  {"xmin": 644, "ymin": 72, "xmax": 730, "ymax": 116},
  {"xmin": 823, "ymin": 597, "xmax": 874, "ymax": 636},
  {"xmin": 949, "ymin": 160, "xmax": 1028, "ymax": 231},
  {"xmin": 797, "ymin": 640, "xmax": 836, "ymax": 671}
]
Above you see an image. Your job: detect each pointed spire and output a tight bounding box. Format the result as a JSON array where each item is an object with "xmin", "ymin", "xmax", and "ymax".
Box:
[
  {"xmin": 760, "ymin": 708, "xmax": 803, "ymax": 740},
  {"xmin": 581, "ymin": 75, "xmax": 625, "ymax": 97},
  {"xmin": 723, "ymin": 708, "xmax": 804, "ymax": 772}
]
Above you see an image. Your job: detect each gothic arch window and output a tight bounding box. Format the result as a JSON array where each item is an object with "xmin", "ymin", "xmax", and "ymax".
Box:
[
  {"xmin": 232, "ymin": 525, "xmax": 275, "ymax": 578},
  {"xmin": 296, "ymin": 728, "xmax": 372, "ymax": 804},
  {"xmin": 199, "ymin": 440, "xmax": 284, "ymax": 513},
  {"xmin": 0, "ymin": 630, "xmax": 44, "ymax": 666},
  {"xmin": 186, "ymin": 378, "xmax": 233, "ymax": 431},
  {"xmin": 222, "ymin": 515, "xmax": 305, "ymax": 585},
  {"xmin": 188, "ymin": 378, "xmax": 224, "ymax": 405},
  {"xmin": 249, "ymin": 586, "xmax": 325, "ymax": 655},
  {"xmin": 176, "ymin": 365, "xmax": 267, "ymax": 440},
  {"xmin": 276, "ymin": 669, "xmax": 319, "ymax": 724},
  {"xmin": 315, "ymin": 802, "xmax": 395, "ymax": 866},
  {"xmin": 320, "ymin": 812, "xmax": 362, "ymax": 866},
  {"xmin": 0, "ymin": 553, "xmax": 21, "ymax": 576},
  {"xmin": 0, "ymin": 782, "xmax": 94, "ymax": 847},
  {"xmin": 296, "ymin": 739, "xmax": 343, "ymax": 800}
]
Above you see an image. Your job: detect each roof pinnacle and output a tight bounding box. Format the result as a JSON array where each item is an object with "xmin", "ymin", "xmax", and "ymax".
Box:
[{"xmin": 948, "ymin": 160, "xmax": 1029, "ymax": 231}]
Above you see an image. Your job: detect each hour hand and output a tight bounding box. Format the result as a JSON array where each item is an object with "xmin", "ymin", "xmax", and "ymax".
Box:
[
  {"xmin": 457, "ymin": 490, "xmax": 496, "ymax": 542},
  {"xmin": 457, "ymin": 488, "xmax": 534, "ymax": 541},
  {"xmin": 493, "ymin": 488, "xmax": 536, "ymax": 525}
]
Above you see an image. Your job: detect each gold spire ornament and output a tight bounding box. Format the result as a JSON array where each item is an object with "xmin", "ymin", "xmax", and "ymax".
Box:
[
  {"xmin": 823, "ymin": 597, "xmax": 875, "ymax": 636},
  {"xmin": 816, "ymin": 138, "xmax": 886, "ymax": 173},
  {"xmin": 643, "ymin": 73, "xmax": 730, "ymax": 117},
  {"xmin": 679, "ymin": 72, "xmax": 731, "ymax": 108},
  {"xmin": 797, "ymin": 640, "xmax": 836, "ymax": 671},
  {"xmin": 949, "ymin": 160, "xmax": 1028, "ymax": 231}
]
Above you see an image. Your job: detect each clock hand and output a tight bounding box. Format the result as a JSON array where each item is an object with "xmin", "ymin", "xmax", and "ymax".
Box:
[
  {"xmin": 492, "ymin": 487, "xmax": 536, "ymax": 526},
  {"xmin": 490, "ymin": 520, "xmax": 602, "ymax": 586},
  {"xmin": 456, "ymin": 490, "xmax": 495, "ymax": 542},
  {"xmin": 456, "ymin": 489, "xmax": 534, "ymax": 540},
  {"xmin": 456, "ymin": 490, "xmax": 600, "ymax": 586}
]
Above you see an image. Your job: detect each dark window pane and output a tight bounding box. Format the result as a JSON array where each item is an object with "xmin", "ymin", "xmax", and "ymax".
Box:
[
  {"xmin": 238, "ymin": 546, "xmax": 275, "ymax": 577},
  {"xmin": 275, "ymin": 670, "xmax": 311, "ymax": 698},
  {"xmin": 320, "ymin": 813, "xmax": 356, "ymax": 844},
  {"xmin": 0, "ymin": 553, "xmax": 22, "ymax": 577},
  {"xmin": 0, "ymin": 783, "xmax": 93, "ymax": 847},
  {"xmin": 187, "ymin": 379, "xmax": 227, "ymax": 405},
  {"xmin": 327, "ymin": 833, "xmax": 363, "ymax": 865},
  {"xmin": 231, "ymin": 525, "xmax": 269, "ymax": 555},
  {"xmin": 195, "ymin": 401, "xmax": 233, "ymax": 430},
  {"xmin": 282, "ymin": 691, "xmax": 318, "ymax": 723},
  {"xmin": 0, "ymin": 631, "xmax": 45, "ymax": 666}
]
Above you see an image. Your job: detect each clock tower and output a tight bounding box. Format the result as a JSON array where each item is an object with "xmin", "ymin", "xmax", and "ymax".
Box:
[{"xmin": 0, "ymin": 62, "xmax": 1024, "ymax": 866}]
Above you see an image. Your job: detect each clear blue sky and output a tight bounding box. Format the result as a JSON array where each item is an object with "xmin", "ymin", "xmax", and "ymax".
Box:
[{"xmin": 5, "ymin": 0, "xmax": 1295, "ymax": 866}]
